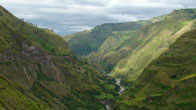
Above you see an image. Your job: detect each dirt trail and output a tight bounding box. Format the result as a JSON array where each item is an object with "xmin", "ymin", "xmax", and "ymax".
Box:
[{"xmin": 23, "ymin": 67, "xmax": 30, "ymax": 80}]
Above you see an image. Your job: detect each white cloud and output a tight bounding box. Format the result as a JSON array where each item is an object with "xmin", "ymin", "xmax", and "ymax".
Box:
[
  {"xmin": 68, "ymin": 25, "xmax": 93, "ymax": 32},
  {"xmin": 0, "ymin": 0, "xmax": 196, "ymax": 35}
]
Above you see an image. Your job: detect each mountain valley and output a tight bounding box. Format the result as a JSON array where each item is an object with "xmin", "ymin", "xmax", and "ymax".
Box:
[{"xmin": 0, "ymin": 4, "xmax": 196, "ymax": 110}]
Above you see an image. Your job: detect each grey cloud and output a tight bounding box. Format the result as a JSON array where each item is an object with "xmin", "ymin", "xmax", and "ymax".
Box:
[{"xmin": 0, "ymin": 0, "xmax": 196, "ymax": 35}]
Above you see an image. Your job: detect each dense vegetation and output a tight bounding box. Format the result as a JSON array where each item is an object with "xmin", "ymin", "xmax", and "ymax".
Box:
[
  {"xmin": 64, "ymin": 16, "xmax": 166, "ymax": 73},
  {"xmin": 0, "ymin": 7, "xmax": 72, "ymax": 56},
  {"xmin": 64, "ymin": 9, "xmax": 196, "ymax": 110},
  {"xmin": 111, "ymin": 9, "xmax": 196, "ymax": 81},
  {"xmin": 111, "ymin": 29, "xmax": 196, "ymax": 110},
  {"xmin": 0, "ymin": 5, "xmax": 118, "ymax": 110},
  {"xmin": 66, "ymin": 9, "xmax": 196, "ymax": 84},
  {"xmin": 1, "ymin": 4, "xmax": 196, "ymax": 110},
  {"xmin": 64, "ymin": 21, "xmax": 152, "ymax": 56}
]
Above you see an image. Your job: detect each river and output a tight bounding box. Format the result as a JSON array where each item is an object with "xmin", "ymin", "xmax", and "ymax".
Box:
[
  {"xmin": 115, "ymin": 78, "xmax": 125, "ymax": 94},
  {"xmin": 106, "ymin": 78, "xmax": 125, "ymax": 110}
]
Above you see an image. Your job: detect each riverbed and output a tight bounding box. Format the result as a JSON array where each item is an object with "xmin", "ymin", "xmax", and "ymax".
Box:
[
  {"xmin": 115, "ymin": 78, "xmax": 125, "ymax": 94},
  {"xmin": 106, "ymin": 78, "xmax": 125, "ymax": 110}
]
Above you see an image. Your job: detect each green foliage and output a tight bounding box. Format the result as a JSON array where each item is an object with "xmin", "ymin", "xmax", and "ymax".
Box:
[
  {"xmin": 2, "ymin": 4, "xmax": 196, "ymax": 110},
  {"xmin": 0, "ymin": 76, "xmax": 53, "ymax": 110},
  {"xmin": 0, "ymin": 5, "xmax": 71, "ymax": 56},
  {"xmin": 0, "ymin": 5, "xmax": 119, "ymax": 110},
  {"xmin": 112, "ymin": 29, "xmax": 196, "ymax": 110},
  {"xmin": 111, "ymin": 8, "xmax": 196, "ymax": 81},
  {"xmin": 67, "ymin": 21, "xmax": 147, "ymax": 56},
  {"xmin": 96, "ymin": 93, "xmax": 114, "ymax": 100},
  {"xmin": 66, "ymin": 9, "xmax": 196, "ymax": 83},
  {"xmin": 167, "ymin": 51, "xmax": 176, "ymax": 56}
]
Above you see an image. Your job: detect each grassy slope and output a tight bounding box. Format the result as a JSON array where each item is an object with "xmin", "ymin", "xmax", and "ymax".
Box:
[
  {"xmin": 66, "ymin": 16, "xmax": 166, "ymax": 73},
  {"xmin": 0, "ymin": 5, "xmax": 118, "ymax": 110},
  {"xmin": 67, "ymin": 21, "xmax": 151, "ymax": 56},
  {"xmin": 111, "ymin": 9, "xmax": 196, "ymax": 81},
  {"xmin": 66, "ymin": 10, "xmax": 196, "ymax": 82},
  {"xmin": 111, "ymin": 29, "xmax": 196, "ymax": 110},
  {"xmin": 63, "ymin": 30, "xmax": 91, "ymax": 41},
  {"xmin": 87, "ymin": 16, "xmax": 166, "ymax": 73},
  {"xmin": 0, "ymin": 76, "xmax": 53, "ymax": 110},
  {"xmin": 0, "ymin": 6, "xmax": 72, "ymax": 56}
]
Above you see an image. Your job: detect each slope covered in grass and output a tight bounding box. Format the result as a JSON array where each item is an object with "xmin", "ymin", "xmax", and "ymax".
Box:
[
  {"xmin": 0, "ymin": 5, "xmax": 118, "ymax": 110},
  {"xmin": 88, "ymin": 16, "xmax": 167, "ymax": 73},
  {"xmin": 66, "ymin": 16, "xmax": 165, "ymax": 73},
  {"xmin": 111, "ymin": 9, "xmax": 196, "ymax": 81},
  {"xmin": 111, "ymin": 29, "xmax": 196, "ymax": 110},
  {"xmin": 66, "ymin": 20, "xmax": 154, "ymax": 56},
  {"xmin": 66, "ymin": 9, "xmax": 196, "ymax": 84},
  {"xmin": 63, "ymin": 30, "xmax": 91, "ymax": 41},
  {"xmin": 0, "ymin": 6, "xmax": 72, "ymax": 56}
]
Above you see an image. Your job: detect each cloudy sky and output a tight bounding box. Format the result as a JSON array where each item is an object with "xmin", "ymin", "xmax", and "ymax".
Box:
[{"xmin": 0, "ymin": 0, "xmax": 196, "ymax": 35}]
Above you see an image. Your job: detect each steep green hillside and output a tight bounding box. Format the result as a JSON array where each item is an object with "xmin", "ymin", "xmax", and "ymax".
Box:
[
  {"xmin": 66, "ymin": 16, "xmax": 165, "ymax": 73},
  {"xmin": 111, "ymin": 29, "xmax": 196, "ymax": 110},
  {"xmin": 111, "ymin": 9, "xmax": 196, "ymax": 81},
  {"xmin": 0, "ymin": 6, "xmax": 72, "ymax": 56},
  {"xmin": 66, "ymin": 21, "xmax": 153, "ymax": 56},
  {"xmin": 0, "ymin": 5, "xmax": 118, "ymax": 110},
  {"xmin": 63, "ymin": 30, "xmax": 91, "ymax": 41},
  {"xmin": 66, "ymin": 9, "xmax": 196, "ymax": 83},
  {"xmin": 87, "ymin": 16, "xmax": 166, "ymax": 73}
]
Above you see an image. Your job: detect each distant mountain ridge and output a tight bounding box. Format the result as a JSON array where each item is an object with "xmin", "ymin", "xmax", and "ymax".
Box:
[
  {"xmin": 64, "ymin": 20, "xmax": 154, "ymax": 56},
  {"xmin": 111, "ymin": 9, "xmax": 196, "ymax": 81},
  {"xmin": 65, "ymin": 9, "xmax": 196, "ymax": 82},
  {"xmin": 1, "ymin": 4, "xmax": 196, "ymax": 110}
]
